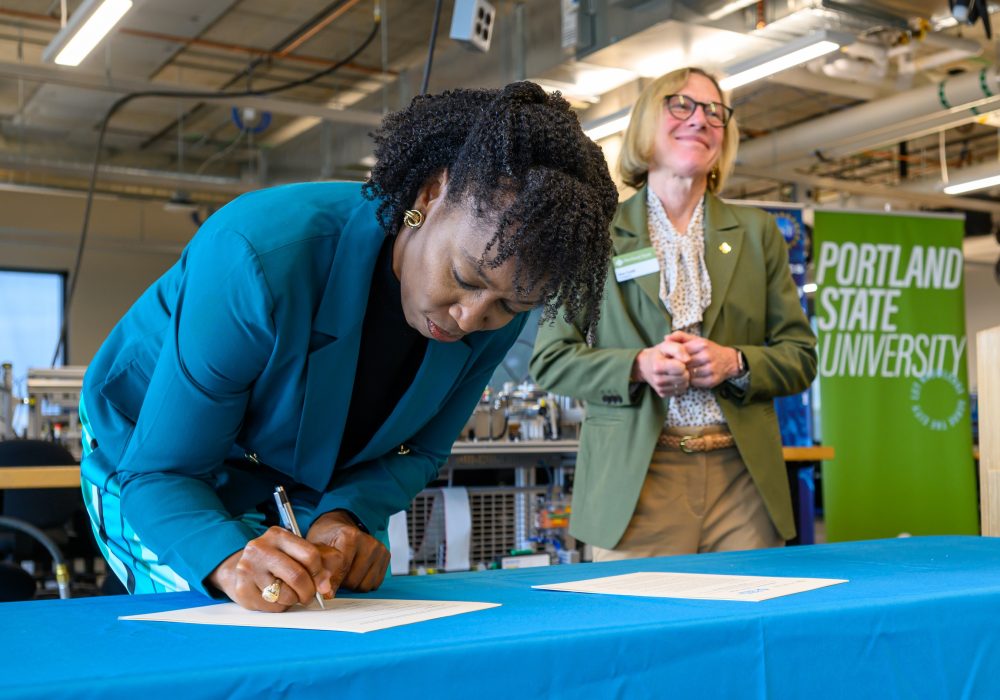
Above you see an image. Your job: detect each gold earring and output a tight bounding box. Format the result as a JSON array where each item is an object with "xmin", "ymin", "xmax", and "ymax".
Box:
[
  {"xmin": 708, "ymin": 166, "xmax": 720, "ymax": 189},
  {"xmin": 403, "ymin": 209, "xmax": 424, "ymax": 228}
]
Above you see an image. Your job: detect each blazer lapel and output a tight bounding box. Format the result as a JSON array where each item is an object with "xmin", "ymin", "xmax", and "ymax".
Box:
[
  {"xmin": 293, "ymin": 199, "xmax": 384, "ymax": 490},
  {"xmin": 701, "ymin": 193, "xmax": 744, "ymax": 338},
  {"xmin": 612, "ymin": 187, "xmax": 671, "ymax": 329},
  {"xmin": 345, "ymin": 337, "xmax": 472, "ymax": 467}
]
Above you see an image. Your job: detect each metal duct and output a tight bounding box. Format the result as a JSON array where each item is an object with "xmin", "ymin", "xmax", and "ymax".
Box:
[
  {"xmin": 738, "ymin": 68, "xmax": 1000, "ymax": 168},
  {"xmin": 0, "ymin": 153, "xmax": 250, "ymax": 195},
  {"xmin": 732, "ymin": 164, "xmax": 1000, "ymax": 214},
  {"xmin": 896, "ymin": 159, "xmax": 1000, "ymax": 196}
]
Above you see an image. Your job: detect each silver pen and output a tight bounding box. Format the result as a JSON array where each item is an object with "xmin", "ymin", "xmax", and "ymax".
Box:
[{"xmin": 273, "ymin": 485, "xmax": 326, "ymax": 609}]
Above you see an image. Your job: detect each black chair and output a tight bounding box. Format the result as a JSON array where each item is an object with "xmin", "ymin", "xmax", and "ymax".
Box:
[
  {"xmin": 0, "ymin": 561, "xmax": 37, "ymax": 602},
  {"xmin": 0, "ymin": 515, "xmax": 71, "ymax": 599},
  {"xmin": 0, "ymin": 439, "xmax": 85, "ymax": 599}
]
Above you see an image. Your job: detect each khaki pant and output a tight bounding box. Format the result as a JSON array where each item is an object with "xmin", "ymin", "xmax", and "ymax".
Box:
[{"xmin": 592, "ymin": 426, "xmax": 783, "ymax": 562}]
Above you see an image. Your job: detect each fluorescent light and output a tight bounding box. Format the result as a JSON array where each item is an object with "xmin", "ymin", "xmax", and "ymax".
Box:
[
  {"xmin": 574, "ymin": 65, "xmax": 637, "ymax": 96},
  {"xmin": 584, "ymin": 110, "xmax": 631, "ymax": 142},
  {"xmin": 718, "ymin": 31, "xmax": 853, "ymax": 91},
  {"xmin": 706, "ymin": 0, "xmax": 759, "ymax": 21},
  {"xmin": 533, "ymin": 65, "xmax": 637, "ymax": 105},
  {"xmin": 634, "ymin": 49, "xmax": 687, "ymax": 79},
  {"xmin": 43, "ymin": 0, "xmax": 133, "ymax": 67},
  {"xmin": 943, "ymin": 174, "xmax": 1000, "ymax": 195}
]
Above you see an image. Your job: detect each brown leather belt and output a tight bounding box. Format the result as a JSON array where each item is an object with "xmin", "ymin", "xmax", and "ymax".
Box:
[{"xmin": 657, "ymin": 432, "xmax": 736, "ymax": 453}]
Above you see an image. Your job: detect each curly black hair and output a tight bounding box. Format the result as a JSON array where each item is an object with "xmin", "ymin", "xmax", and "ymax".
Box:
[{"xmin": 362, "ymin": 81, "xmax": 618, "ymax": 343}]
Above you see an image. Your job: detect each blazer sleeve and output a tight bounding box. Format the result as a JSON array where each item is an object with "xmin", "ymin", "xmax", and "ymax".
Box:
[
  {"xmin": 115, "ymin": 224, "xmax": 277, "ymax": 594},
  {"xmin": 721, "ymin": 214, "xmax": 817, "ymax": 404},
  {"xmin": 304, "ymin": 315, "xmax": 528, "ymax": 537},
  {"xmin": 529, "ymin": 300, "xmax": 642, "ymax": 408}
]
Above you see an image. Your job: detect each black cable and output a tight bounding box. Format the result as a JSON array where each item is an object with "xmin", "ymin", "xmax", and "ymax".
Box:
[
  {"xmin": 51, "ymin": 16, "xmax": 381, "ymax": 366},
  {"xmin": 0, "ymin": 515, "xmax": 70, "ymax": 599},
  {"xmin": 419, "ymin": 0, "xmax": 444, "ymax": 95}
]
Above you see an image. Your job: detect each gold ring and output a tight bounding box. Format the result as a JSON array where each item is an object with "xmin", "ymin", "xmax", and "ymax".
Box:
[{"xmin": 261, "ymin": 580, "xmax": 282, "ymax": 603}]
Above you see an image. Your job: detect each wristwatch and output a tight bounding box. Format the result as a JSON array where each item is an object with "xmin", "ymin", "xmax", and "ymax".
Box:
[{"xmin": 734, "ymin": 349, "xmax": 748, "ymax": 378}]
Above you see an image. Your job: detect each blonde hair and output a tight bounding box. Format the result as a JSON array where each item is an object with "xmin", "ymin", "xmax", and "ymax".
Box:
[{"xmin": 617, "ymin": 67, "xmax": 739, "ymax": 192}]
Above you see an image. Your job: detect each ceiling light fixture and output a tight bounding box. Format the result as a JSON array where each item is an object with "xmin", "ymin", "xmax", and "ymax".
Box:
[
  {"xmin": 943, "ymin": 174, "xmax": 1000, "ymax": 195},
  {"xmin": 42, "ymin": 0, "xmax": 133, "ymax": 67},
  {"xmin": 584, "ymin": 108, "xmax": 632, "ymax": 142},
  {"xmin": 705, "ymin": 0, "xmax": 760, "ymax": 22},
  {"xmin": 718, "ymin": 30, "xmax": 854, "ymax": 91}
]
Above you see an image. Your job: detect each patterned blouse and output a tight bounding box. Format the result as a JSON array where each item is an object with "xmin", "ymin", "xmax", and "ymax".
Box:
[{"xmin": 646, "ymin": 190, "xmax": 749, "ymax": 428}]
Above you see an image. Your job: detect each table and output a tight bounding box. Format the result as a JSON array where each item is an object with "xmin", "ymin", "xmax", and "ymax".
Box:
[
  {"xmin": 0, "ymin": 445, "xmax": 834, "ymax": 553},
  {"xmin": 2, "ymin": 536, "xmax": 998, "ymax": 699},
  {"xmin": 449, "ymin": 441, "xmax": 836, "ymax": 546},
  {"xmin": 0, "ymin": 466, "xmax": 80, "ymax": 489},
  {"xmin": 0, "ymin": 445, "xmax": 834, "ymax": 489},
  {"xmin": 451, "ymin": 440, "xmax": 834, "ymax": 461},
  {"xmin": 783, "ymin": 447, "xmax": 834, "ymax": 546}
]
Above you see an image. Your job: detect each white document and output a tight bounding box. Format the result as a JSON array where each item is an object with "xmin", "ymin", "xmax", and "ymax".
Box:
[
  {"xmin": 387, "ymin": 510, "xmax": 411, "ymax": 576},
  {"xmin": 533, "ymin": 571, "xmax": 847, "ymax": 602},
  {"xmin": 442, "ymin": 486, "xmax": 471, "ymax": 571},
  {"xmin": 121, "ymin": 598, "xmax": 500, "ymax": 633}
]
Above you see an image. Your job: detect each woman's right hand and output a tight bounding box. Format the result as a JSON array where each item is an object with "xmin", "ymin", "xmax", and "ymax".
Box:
[
  {"xmin": 208, "ymin": 526, "xmax": 333, "ymax": 611},
  {"xmin": 632, "ymin": 339, "xmax": 691, "ymax": 398}
]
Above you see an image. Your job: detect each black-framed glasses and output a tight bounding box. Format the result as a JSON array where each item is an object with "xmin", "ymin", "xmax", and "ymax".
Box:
[{"xmin": 663, "ymin": 94, "xmax": 733, "ymax": 127}]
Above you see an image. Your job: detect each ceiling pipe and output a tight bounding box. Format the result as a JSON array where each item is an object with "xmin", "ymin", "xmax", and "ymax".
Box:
[
  {"xmin": 764, "ymin": 65, "xmax": 888, "ymax": 100},
  {"xmin": 820, "ymin": 55, "xmax": 887, "ymax": 85},
  {"xmin": 898, "ymin": 31, "xmax": 983, "ymax": 74},
  {"xmin": 895, "ymin": 159, "xmax": 1000, "ymax": 196},
  {"xmin": 138, "ymin": 0, "xmax": 378, "ymax": 153},
  {"xmin": 732, "ymin": 165, "xmax": 1000, "ymax": 214},
  {"xmin": 0, "ymin": 152, "xmax": 251, "ymax": 195},
  {"xmin": 0, "ymin": 59, "xmax": 383, "ymax": 127},
  {"xmin": 921, "ymin": 31, "xmax": 984, "ymax": 54},
  {"xmin": 763, "ymin": 100, "xmax": 1000, "ymax": 174},
  {"xmin": 739, "ymin": 67, "xmax": 1000, "ymax": 168},
  {"xmin": 0, "ymin": 6, "xmax": 389, "ymax": 76}
]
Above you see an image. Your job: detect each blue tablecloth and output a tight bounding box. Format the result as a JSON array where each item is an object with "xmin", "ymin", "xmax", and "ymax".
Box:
[{"xmin": 2, "ymin": 536, "xmax": 999, "ymax": 699}]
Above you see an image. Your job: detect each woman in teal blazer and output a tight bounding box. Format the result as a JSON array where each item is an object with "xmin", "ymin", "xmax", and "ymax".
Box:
[{"xmin": 80, "ymin": 83, "xmax": 618, "ymax": 610}]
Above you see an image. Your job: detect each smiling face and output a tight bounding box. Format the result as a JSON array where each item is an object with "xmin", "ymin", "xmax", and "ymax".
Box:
[
  {"xmin": 392, "ymin": 172, "xmax": 543, "ymax": 343},
  {"xmin": 650, "ymin": 72, "xmax": 725, "ymax": 184}
]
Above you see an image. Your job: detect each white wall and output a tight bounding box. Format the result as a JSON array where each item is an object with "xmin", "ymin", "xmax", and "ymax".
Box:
[
  {"xmin": 966, "ymin": 261, "xmax": 1000, "ymax": 393},
  {"xmin": 0, "ymin": 187, "xmax": 203, "ymax": 365}
]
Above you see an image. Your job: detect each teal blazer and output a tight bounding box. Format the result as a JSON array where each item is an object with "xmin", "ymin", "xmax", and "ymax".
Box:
[{"xmin": 82, "ymin": 182, "xmax": 525, "ymax": 593}]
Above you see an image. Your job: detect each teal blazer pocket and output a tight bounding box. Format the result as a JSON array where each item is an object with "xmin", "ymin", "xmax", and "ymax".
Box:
[
  {"xmin": 99, "ymin": 361, "xmax": 150, "ymax": 424},
  {"xmin": 308, "ymin": 330, "xmax": 338, "ymax": 352}
]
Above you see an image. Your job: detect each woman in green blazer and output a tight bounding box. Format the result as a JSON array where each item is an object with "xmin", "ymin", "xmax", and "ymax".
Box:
[
  {"xmin": 80, "ymin": 82, "xmax": 618, "ymax": 610},
  {"xmin": 531, "ymin": 68, "xmax": 816, "ymax": 559}
]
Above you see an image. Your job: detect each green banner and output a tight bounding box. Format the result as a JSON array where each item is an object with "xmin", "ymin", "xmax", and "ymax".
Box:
[{"xmin": 814, "ymin": 210, "xmax": 978, "ymax": 541}]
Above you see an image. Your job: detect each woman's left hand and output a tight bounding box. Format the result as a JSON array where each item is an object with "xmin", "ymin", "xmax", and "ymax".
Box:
[
  {"xmin": 306, "ymin": 510, "xmax": 391, "ymax": 595},
  {"xmin": 667, "ymin": 330, "xmax": 741, "ymax": 389}
]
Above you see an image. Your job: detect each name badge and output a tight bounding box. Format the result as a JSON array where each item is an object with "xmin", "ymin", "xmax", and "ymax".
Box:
[{"xmin": 613, "ymin": 247, "xmax": 659, "ymax": 283}]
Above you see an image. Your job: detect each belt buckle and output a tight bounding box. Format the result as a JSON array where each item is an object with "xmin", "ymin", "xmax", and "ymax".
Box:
[{"xmin": 679, "ymin": 435, "xmax": 696, "ymax": 454}]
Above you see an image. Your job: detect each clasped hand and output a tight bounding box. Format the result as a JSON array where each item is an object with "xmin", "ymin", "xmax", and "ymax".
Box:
[
  {"xmin": 633, "ymin": 330, "xmax": 740, "ymax": 398},
  {"xmin": 209, "ymin": 510, "xmax": 390, "ymax": 611}
]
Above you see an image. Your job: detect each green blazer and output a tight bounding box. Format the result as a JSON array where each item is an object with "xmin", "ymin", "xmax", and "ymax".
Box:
[{"xmin": 530, "ymin": 186, "xmax": 816, "ymax": 547}]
